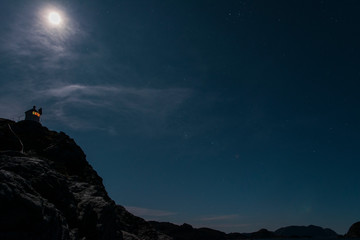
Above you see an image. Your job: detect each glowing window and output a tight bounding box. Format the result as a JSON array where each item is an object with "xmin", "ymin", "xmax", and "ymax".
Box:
[{"xmin": 32, "ymin": 111, "xmax": 41, "ymax": 117}]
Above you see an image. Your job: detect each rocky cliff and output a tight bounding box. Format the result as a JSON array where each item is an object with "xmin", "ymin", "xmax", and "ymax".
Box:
[
  {"xmin": 0, "ymin": 119, "xmax": 171, "ymax": 240},
  {"xmin": 346, "ymin": 222, "xmax": 360, "ymax": 238}
]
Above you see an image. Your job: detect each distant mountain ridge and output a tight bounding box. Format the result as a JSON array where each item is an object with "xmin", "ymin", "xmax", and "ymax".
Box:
[
  {"xmin": 149, "ymin": 221, "xmax": 246, "ymax": 240},
  {"xmin": 0, "ymin": 118, "xmax": 359, "ymax": 240},
  {"xmin": 148, "ymin": 222, "xmax": 345, "ymax": 240},
  {"xmin": 275, "ymin": 225, "xmax": 338, "ymax": 238}
]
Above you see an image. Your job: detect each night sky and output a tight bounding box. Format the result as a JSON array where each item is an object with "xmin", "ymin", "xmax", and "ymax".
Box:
[{"xmin": 1, "ymin": 0, "xmax": 360, "ymax": 234}]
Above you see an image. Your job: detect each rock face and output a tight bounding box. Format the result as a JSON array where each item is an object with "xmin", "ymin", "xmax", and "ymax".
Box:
[
  {"xmin": 275, "ymin": 225, "xmax": 338, "ymax": 238},
  {"xmin": 346, "ymin": 222, "xmax": 360, "ymax": 238},
  {"xmin": 0, "ymin": 119, "xmax": 171, "ymax": 240}
]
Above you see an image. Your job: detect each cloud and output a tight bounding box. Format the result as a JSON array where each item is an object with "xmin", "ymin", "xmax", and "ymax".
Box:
[
  {"xmin": 199, "ymin": 214, "xmax": 239, "ymax": 221},
  {"xmin": 43, "ymin": 85, "xmax": 118, "ymax": 98},
  {"xmin": 41, "ymin": 83, "xmax": 191, "ymax": 113},
  {"xmin": 36, "ymin": 84, "xmax": 192, "ymax": 132},
  {"xmin": 125, "ymin": 206, "xmax": 177, "ymax": 217},
  {"xmin": 1, "ymin": 2, "xmax": 82, "ymax": 66},
  {"xmin": 0, "ymin": 82, "xmax": 192, "ymax": 134}
]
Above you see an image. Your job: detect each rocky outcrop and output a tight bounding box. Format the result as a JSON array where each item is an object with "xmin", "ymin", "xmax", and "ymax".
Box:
[
  {"xmin": 0, "ymin": 119, "xmax": 171, "ymax": 240},
  {"xmin": 0, "ymin": 154, "xmax": 71, "ymax": 239},
  {"xmin": 275, "ymin": 225, "xmax": 338, "ymax": 238},
  {"xmin": 346, "ymin": 222, "xmax": 360, "ymax": 238}
]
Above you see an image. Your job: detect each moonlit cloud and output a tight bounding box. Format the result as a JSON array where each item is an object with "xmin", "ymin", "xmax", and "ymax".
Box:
[
  {"xmin": 42, "ymin": 84, "xmax": 191, "ymax": 113},
  {"xmin": 0, "ymin": 1, "xmax": 192, "ymax": 133},
  {"xmin": 43, "ymin": 84, "xmax": 118, "ymax": 98},
  {"xmin": 0, "ymin": 81, "xmax": 191, "ymax": 133},
  {"xmin": 33, "ymin": 84, "xmax": 191, "ymax": 132},
  {"xmin": 0, "ymin": 2, "xmax": 83, "ymax": 72},
  {"xmin": 0, "ymin": 0, "xmax": 191, "ymax": 132}
]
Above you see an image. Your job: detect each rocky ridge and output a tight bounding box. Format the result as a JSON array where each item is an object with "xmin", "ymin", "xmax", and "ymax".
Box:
[
  {"xmin": 0, "ymin": 118, "xmax": 171, "ymax": 240},
  {"xmin": 275, "ymin": 225, "xmax": 338, "ymax": 238}
]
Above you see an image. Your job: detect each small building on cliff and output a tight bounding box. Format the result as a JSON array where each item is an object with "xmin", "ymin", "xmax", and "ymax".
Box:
[{"xmin": 25, "ymin": 106, "xmax": 42, "ymax": 123}]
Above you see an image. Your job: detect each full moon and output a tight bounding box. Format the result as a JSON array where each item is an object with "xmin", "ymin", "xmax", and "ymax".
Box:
[{"xmin": 48, "ymin": 12, "xmax": 61, "ymax": 25}]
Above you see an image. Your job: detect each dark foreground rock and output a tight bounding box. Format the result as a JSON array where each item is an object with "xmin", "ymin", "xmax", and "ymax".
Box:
[
  {"xmin": 346, "ymin": 222, "xmax": 360, "ymax": 238},
  {"xmin": 0, "ymin": 119, "xmax": 171, "ymax": 240}
]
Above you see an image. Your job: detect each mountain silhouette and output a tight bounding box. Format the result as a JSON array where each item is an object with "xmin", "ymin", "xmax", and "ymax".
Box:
[{"xmin": 275, "ymin": 225, "xmax": 338, "ymax": 238}]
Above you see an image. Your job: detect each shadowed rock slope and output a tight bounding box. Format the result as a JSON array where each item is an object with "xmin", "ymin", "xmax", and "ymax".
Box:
[
  {"xmin": 346, "ymin": 222, "xmax": 360, "ymax": 238},
  {"xmin": 0, "ymin": 119, "xmax": 171, "ymax": 240}
]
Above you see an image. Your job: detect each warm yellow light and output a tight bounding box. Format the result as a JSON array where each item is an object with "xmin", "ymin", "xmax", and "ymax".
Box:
[{"xmin": 32, "ymin": 111, "xmax": 41, "ymax": 117}]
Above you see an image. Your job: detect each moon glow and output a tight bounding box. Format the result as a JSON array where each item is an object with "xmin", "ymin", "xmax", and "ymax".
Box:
[{"xmin": 48, "ymin": 12, "xmax": 61, "ymax": 25}]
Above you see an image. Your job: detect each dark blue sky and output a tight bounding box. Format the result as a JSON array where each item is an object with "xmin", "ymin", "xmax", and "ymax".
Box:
[{"xmin": 1, "ymin": 0, "xmax": 360, "ymax": 234}]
